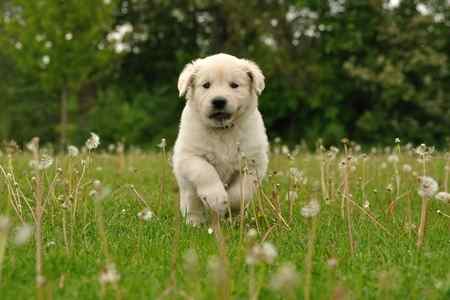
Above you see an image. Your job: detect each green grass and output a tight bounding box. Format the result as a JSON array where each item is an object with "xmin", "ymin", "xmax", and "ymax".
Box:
[{"xmin": 1, "ymin": 148, "xmax": 450, "ymax": 299}]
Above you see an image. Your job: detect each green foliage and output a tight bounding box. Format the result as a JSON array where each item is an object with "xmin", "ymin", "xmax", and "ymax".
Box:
[{"xmin": 0, "ymin": 0, "xmax": 449, "ymax": 147}]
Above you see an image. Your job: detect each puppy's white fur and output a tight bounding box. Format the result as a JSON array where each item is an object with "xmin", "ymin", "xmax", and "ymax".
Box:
[{"xmin": 173, "ymin": 53, "xmax": 269, "ymax": 225}]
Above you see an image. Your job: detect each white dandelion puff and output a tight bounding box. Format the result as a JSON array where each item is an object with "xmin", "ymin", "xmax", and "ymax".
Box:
[
  {"xmin": 301, "ymin": 199, "xmax": 320, "ymax": 218},
  {"xmin": 270, "ymin": 263, "xmax": 300, "ymax": 292},
  {"xmin": 418, "ymin": 176, "xmax": 438, "ymax": 198},
  {"xmin": 387, "ymin": 154, "xmax": 399, "ymax": 163},
  {"xmin": 246, "ymin": 242, "xmax": 278, "ymax": 265},
  {"xmin": 137, "ymin": 208, "xmax": 154, "ymax": 221},
  {"xmin": 85, "ymin": 132, "xmax": 100, "ymax": 150},
  {"xmin": 67, "ymin": 145, "xmax": 79, "ymax": 157},
  {"xmin": 402, "ymin": 164, "xmax": 412, "ymax": 173},
  {"xmin": 99, "ymin": 263, "xmax": 120, "ymax": 285},
  {"xmin": 246, "ymin": 228, "xmax": 258, "ymax": 240},
  {"xmin": 158, "ymin": 138, "xmax": 166, "ymax": 149},
  {"xmin": 29, "ymin": 154, "xmax": 54, "ymax": 170},
  {"xmin": 14, "ymin": 223, "xmax": 34, "ymax": 246},
  {"xmin": 435, "ymin": 192, "xmax": 450, "ymax": 203}
]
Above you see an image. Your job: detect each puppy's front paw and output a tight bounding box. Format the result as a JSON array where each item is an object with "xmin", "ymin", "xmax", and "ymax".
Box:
[{"xmin": 197, "ymin": 184, "xmax": 229, "ymax": 215}]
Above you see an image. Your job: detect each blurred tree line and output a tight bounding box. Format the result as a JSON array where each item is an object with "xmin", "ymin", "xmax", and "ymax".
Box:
[{"xmin": 0, "ymin": 0, "xmax": 449, "ymax": 149}]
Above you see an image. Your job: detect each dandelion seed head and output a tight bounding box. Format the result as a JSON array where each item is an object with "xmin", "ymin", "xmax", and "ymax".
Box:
[
  {"xmin": 246, "ymin": 242, "xmax": 278, "ymax": 265},
  {"xmin": 301, "ymin": 199, "xmax": 320, "ymax": 218},
  {"xmin": 246, "ymin": 228, "xmax": 258, "ymax": 240},
  {"xmin": 158, "ymin": 138, "xmax": 166, "ymax": 149},
  {"xmin": 435, "ymin": 192, "xmax": 450, "ymax": 203},
  {"xmin": 14, "ymin": 223, "xmax": 33, "ymax": 245},
  {"xmin": 29, "ymin": 154, "xmax": 54, "ymax": 170},
  {"xmin": 99, "ymin": 263, "xmax": 120, "ymax": 285},
  {"xmin": 67, "ymin": 145, "xmax": 79, "ymax": 156},
  {"xmin": 387, "ymin": 154, "xmax": 399, "ymax": 163},
  {"xmin": 402, "ymin": 164, "xmax": 412, "ymax": 173},
  {"xmin": 418, "ymin": 176, "xmax": 438, "ymax": 198},
  {"xmin": 137, "ymin": 208, "xmax": 154, "ymax": 221},
  {"xmin": 85, "ymin": 132, "xmax": 100, "ymax": 150},
  {"xmin": 270, "ymin": 263, "xmax": 300, "ymax": 292}
]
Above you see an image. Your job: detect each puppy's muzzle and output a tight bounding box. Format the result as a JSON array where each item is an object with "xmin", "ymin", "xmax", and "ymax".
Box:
[{"xmin": 209, "ymin": 97, "xmax": 231, "ymax": 121}]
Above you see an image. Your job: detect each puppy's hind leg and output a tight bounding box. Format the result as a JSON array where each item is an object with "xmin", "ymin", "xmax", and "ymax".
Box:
[{"xmin": 180, "ymin": 186, "xmax": 206, "ymax": 226}]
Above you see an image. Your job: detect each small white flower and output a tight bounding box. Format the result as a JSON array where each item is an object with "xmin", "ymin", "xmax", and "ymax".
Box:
[
  {"xmin": 207, "ymin": 227, "xmax": 214, "ymax": 235},
  {"xmin": 435, "ymin": 192, "xmax": 450, "ymax": 203},
  {"xmin": 301, "ymin": 199, "xmax": 320, "ymax": 218},
  {"xmin": 402, "ymin": 164, "xmax": 412, "ymax": 173},
  {"xmin": 395, "ymin": 138, "xmax": 401, "ymax": 143},
  {"xmin": 137, "ymin": 208, "xmax": 154, "ymax": 221},
  {"xmin": 85, "ymin": 132, "xmax": 100, "ymax": 150},
  {"xmin": 14, "ymin": 223, "xmax": 34, "ymax": 245},
  {"xmin": 65, "ymin": 32, "xmax": 73, "ymax": 41},
  {"xmin": 418, "ymin": 176, "xmax": 439, "ymax": 198},
  {"xmin": 99, "ymin": 263, "xmax": 120, "ymax": 285},
  {"xmin": 67, "ymin": 145, "xmax": 79, "ymax": 156}
]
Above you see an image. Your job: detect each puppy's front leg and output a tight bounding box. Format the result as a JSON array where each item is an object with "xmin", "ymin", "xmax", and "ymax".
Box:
[{"xmin": 178, "ymin": 156, "xmax": 229, "ymax": 215}]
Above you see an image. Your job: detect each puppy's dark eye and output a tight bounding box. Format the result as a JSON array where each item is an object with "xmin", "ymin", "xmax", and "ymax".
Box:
[
  {"xmin": 230, "ymin": 82, "xmax": 239, "ymax": 89},
  {"xmin": 202, "ymin": 82, "xmax": 210, "ymax": 89}
]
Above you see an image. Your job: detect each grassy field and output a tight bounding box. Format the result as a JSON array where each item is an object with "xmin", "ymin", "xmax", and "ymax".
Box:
[{"xmin": 1, "ymin": 140, "xmax": 450, "ymax": 299}]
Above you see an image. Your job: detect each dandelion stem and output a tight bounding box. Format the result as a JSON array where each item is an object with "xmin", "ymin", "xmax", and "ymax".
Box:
[{"xmin": 304, "ymin": 216, "xmax": 318, "ymax": 300}]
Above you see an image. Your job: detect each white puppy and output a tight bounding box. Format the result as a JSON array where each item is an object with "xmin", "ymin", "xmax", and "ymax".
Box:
[{"xmin": 172, "ymin": 53, "xmax": 269, "ymax": 225}]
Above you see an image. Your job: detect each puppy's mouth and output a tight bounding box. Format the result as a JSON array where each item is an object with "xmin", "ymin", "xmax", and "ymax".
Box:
[{"xmin": 208, "ymin": 112, "xmax": 232, "ymax": 121}]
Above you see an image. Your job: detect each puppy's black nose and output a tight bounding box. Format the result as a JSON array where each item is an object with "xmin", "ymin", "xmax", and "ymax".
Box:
[{"xmin": 212, "ymin": 97, "xmax": 227, "ymax": 110}]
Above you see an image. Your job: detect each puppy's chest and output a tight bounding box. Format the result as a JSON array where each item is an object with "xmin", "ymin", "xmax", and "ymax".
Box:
[{"xmin": 202, "ymin": 138, "xmax": 243, "ymax": 185}]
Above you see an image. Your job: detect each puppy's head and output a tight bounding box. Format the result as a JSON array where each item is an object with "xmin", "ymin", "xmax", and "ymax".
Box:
[{"xmin": 178, "ymin": 53, "xmax": 265, "ymax": 128}]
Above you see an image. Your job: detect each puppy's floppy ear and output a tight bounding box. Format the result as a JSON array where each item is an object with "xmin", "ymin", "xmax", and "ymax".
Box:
[
  {"xmin": 177, "ymin": 59, "xmax": 200, "ymax": 98},
  {"xmin": 241, "ymin": 59, "xmax": 265, "ymax": 95}
]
